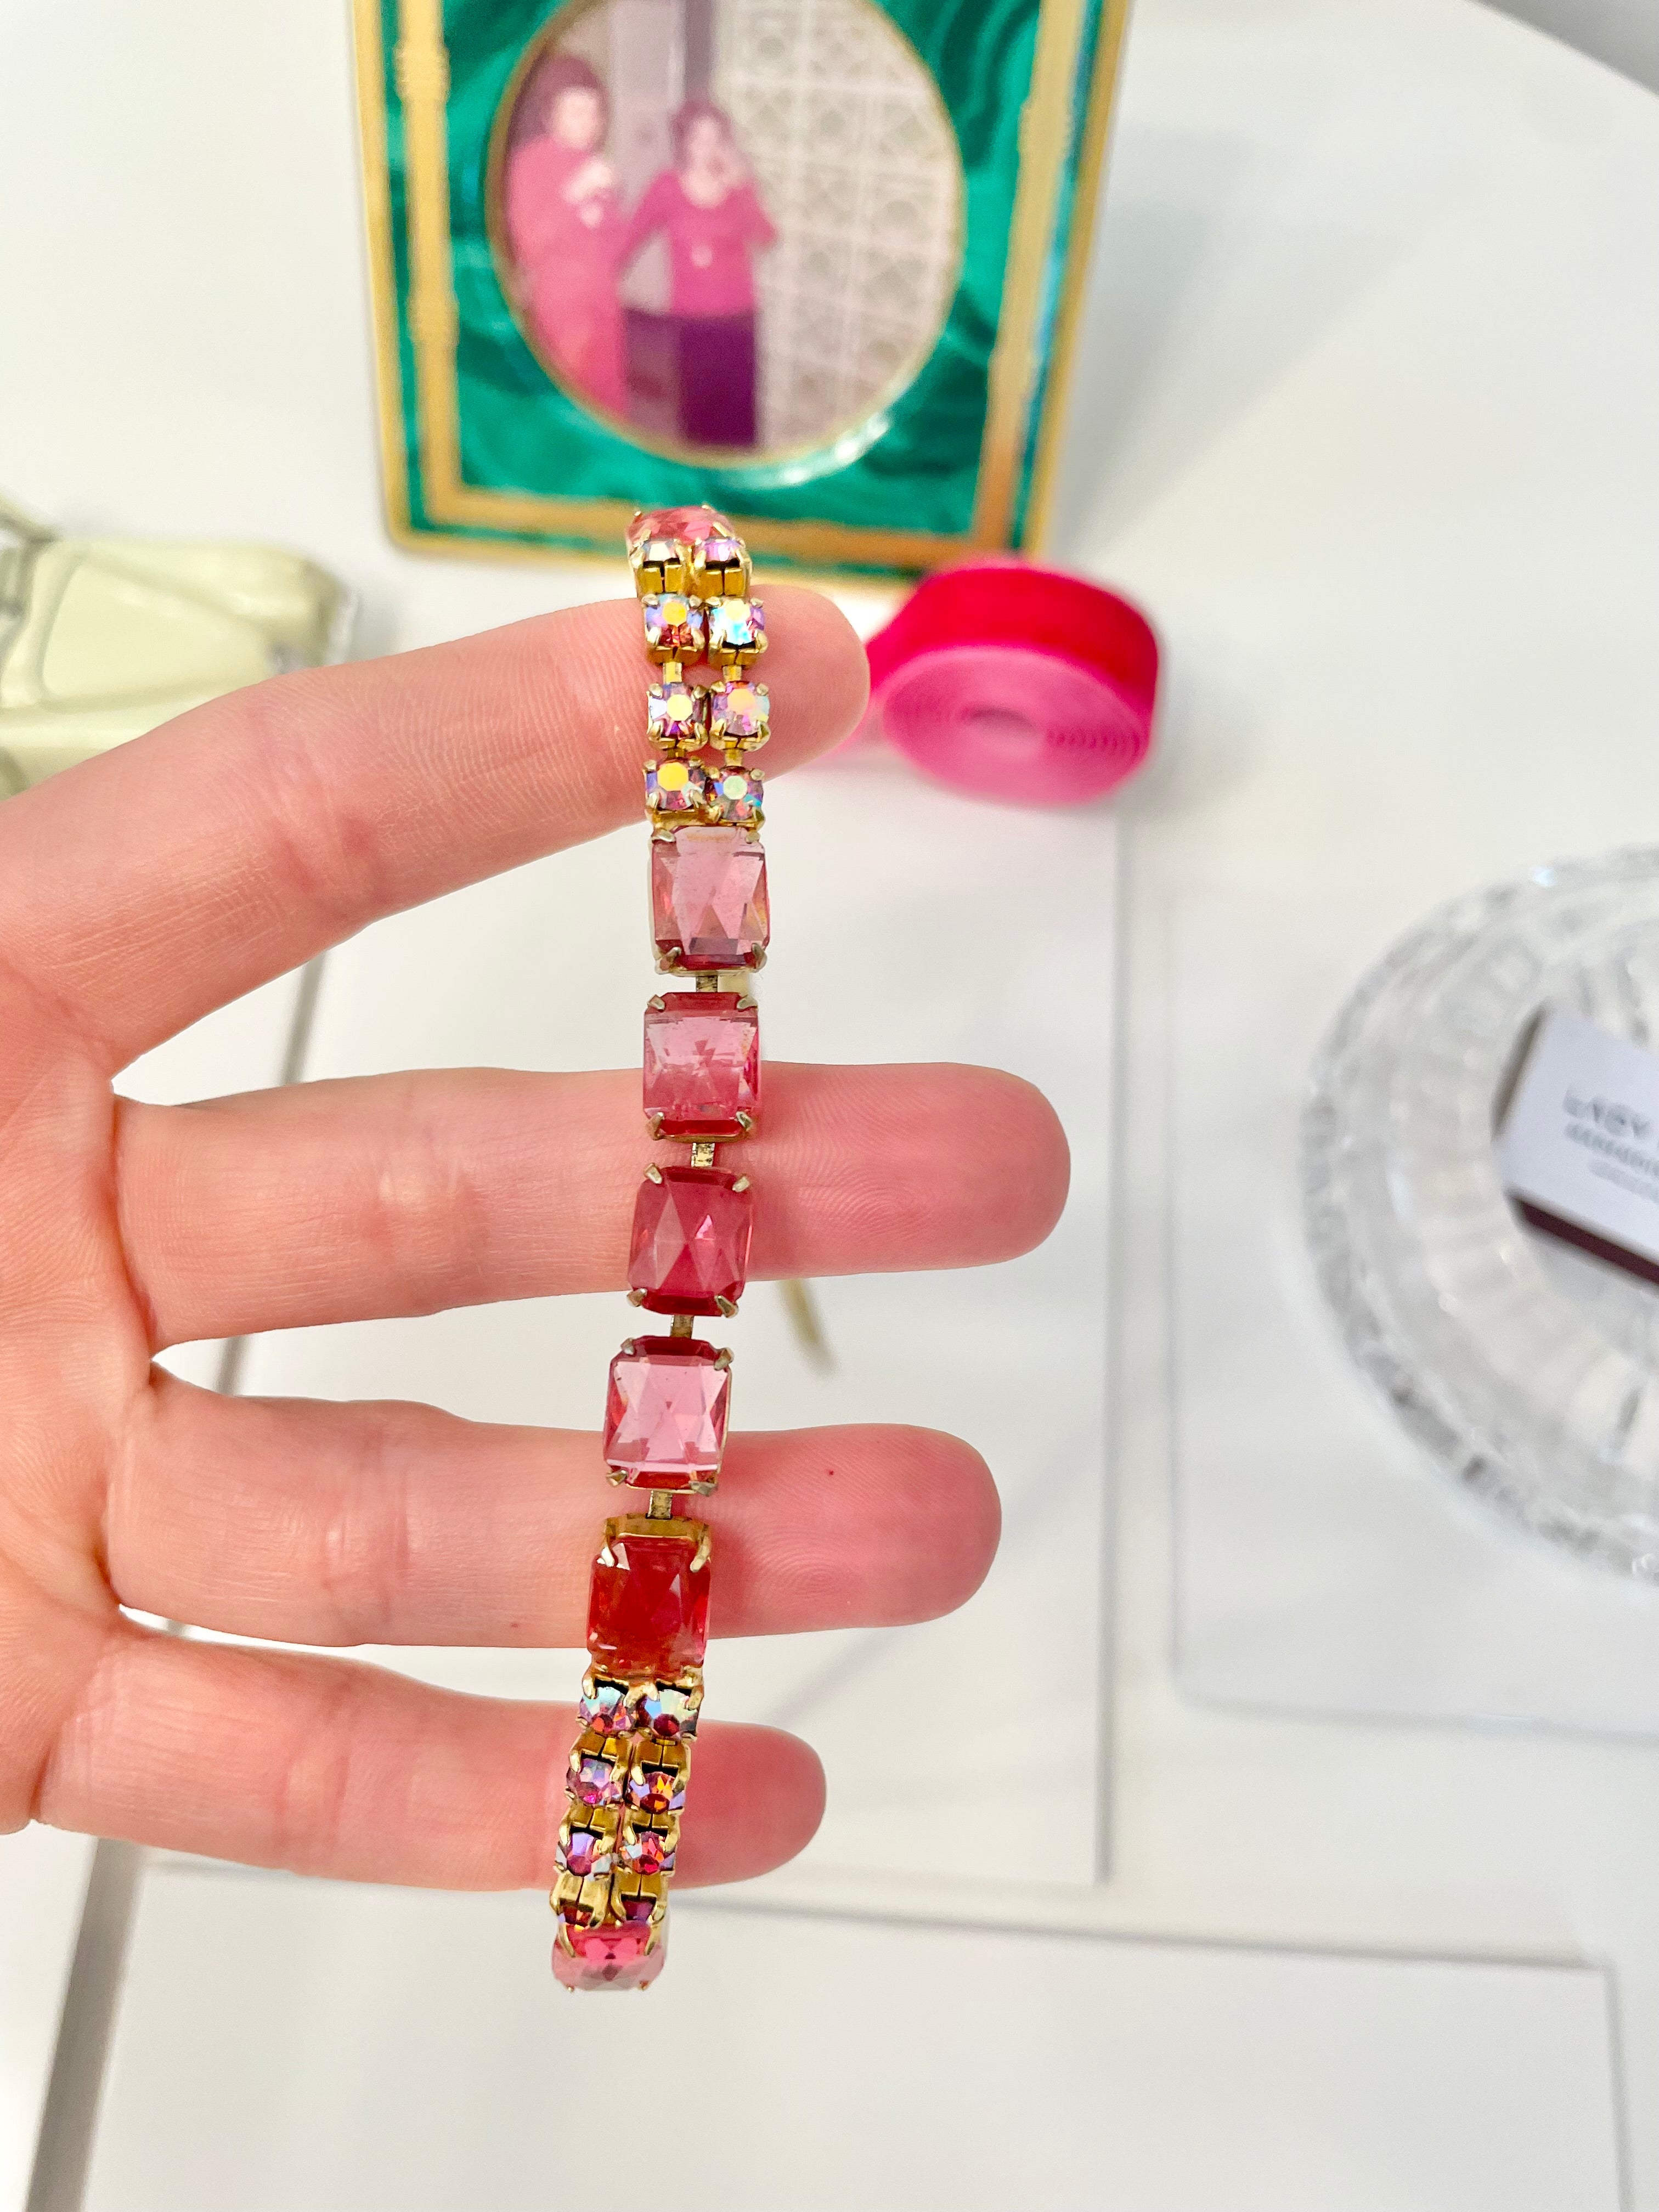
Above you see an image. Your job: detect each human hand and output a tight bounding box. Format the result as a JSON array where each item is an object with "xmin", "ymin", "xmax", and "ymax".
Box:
[{"xmin": 0, "ymin": 588, "xmax": 1068, "ymax": 1892}]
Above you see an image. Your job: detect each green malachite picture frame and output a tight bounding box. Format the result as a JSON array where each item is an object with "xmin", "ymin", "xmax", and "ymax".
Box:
[{"xmin": 353, "ymin": 0, "xmax": 1128, "ymax": 577}]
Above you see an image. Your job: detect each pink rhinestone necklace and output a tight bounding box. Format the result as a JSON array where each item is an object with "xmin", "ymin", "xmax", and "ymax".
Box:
[{"xmin": 550, "ymin": 507, "xmax": 770, "ymax": 1991}]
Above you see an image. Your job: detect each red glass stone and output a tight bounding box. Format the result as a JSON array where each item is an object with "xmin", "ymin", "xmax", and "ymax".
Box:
[
  {"xmin": 588, "ymin": 1529, "xmax": 710, "ymax": 1675},
  {"xmin": 551, "ymin": 1918, "xmax": 665, "ymax": 1993},
  {"xmin": 644, "ymin": 992, "xmax": 760, "ymax": 1139},
  {"xmin": 651, "ymin": 827, "xmax": 769, "ymax": 972},
  {"xmin": 605, "ymin": 1334, "xmax": 730, "ymax": 1482},
  {"xmin": 628, "ymin": 1166, "xmax": 753, "ymax": 1315}
]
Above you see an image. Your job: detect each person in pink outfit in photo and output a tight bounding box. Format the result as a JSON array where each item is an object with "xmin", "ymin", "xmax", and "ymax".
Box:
[
  {"xmin": 503, "ymin": 54, "xmax": 628, "ymax": 419},
  {"xmin": 618, "ymin": 100, "xmax": 777, "ymax": 448}
]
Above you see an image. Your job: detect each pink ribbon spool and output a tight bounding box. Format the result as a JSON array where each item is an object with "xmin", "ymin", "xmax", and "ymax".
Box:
[{"xmin": 859, "ymin": 561, "xmax": 1158, "ymax": 807}]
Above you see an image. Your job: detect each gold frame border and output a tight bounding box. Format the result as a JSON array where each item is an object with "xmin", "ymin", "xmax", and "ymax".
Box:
[
  {"xmin": 1023, "ymin": 0, "xmax": 1133, "ymax": 549},
  {"xmin": 353, "ymin": 0, "xmax": 1127, "ymax": 573}
]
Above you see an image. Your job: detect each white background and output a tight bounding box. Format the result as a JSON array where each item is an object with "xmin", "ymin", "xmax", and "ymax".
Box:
[{"xmin": 5, "ymin": 0, "xmax": 1659, "ymax": 2203}]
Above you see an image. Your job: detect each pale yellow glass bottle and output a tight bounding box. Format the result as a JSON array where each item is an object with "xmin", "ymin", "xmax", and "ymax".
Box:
[{"xmin": 0, "ymin": 496, "xmax": 352, "ymax": 790}]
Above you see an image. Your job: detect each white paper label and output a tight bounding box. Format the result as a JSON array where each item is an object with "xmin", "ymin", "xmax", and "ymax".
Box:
[{"xmin": 1498, "ymin": 1011, "xmax": 1659, "ymax": 1265}]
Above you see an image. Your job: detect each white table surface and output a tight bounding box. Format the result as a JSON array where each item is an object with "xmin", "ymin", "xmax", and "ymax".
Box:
[
  {"xmin": 7, "ymin": 0, "xmax": 1659, "ymax": 2202},
  {"xmin": 87, "ymin": 1871, "xmax": 1623, "ymax": 2212}
]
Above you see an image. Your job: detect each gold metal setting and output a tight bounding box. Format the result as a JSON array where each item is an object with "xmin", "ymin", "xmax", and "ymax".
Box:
[
  {"xmin": 607, "ymin": 1464, "xmax": 721, "ymax": 1500},
  {"xmin": 608, "ymin": 1515, "xmax": 714, "ymax": 1570}
]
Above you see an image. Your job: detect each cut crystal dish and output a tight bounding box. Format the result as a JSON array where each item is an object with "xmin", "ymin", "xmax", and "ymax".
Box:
[{"xmin": 1302, "ymin": 849, "xmax": 1659, "ymax": 1578}]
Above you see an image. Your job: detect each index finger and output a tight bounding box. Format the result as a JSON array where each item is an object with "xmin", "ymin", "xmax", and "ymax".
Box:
[{"xmin": 0, "ymin": 585, "xmax": 866, "ymax": 1069}]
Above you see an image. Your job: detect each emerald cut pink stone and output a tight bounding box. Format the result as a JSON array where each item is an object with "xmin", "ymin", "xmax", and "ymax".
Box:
[
  {"xmin": 644, "ymin": 992, "xmax": 759, "ymax": 1138},
  {"xmin": 628, "ymin": 1166, "xmax": 753, "ymax": 1315},
  {"xmin": 551, "ymin": 1918, "xmax": 664, "ymax": 1993},
  {"xmin": 604, "ymin": 1334, "xmax": 730, "ymax": 1482},
  {"xmin": 629, "ymin": 505, "xmax": 733, "ymax": 550},
  {"xmin": 588, "ymin": 1530, "xmax": 710, "ymax": 1675},
  {"xmin": 651, "ymin": 827, "xmax": 769, "ymax": 972}
]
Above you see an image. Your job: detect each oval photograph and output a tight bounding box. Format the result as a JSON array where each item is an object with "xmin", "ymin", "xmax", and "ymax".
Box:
[{"xmin": 493, "ymin": 0, "xmax": 964, "ymax": 460}]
